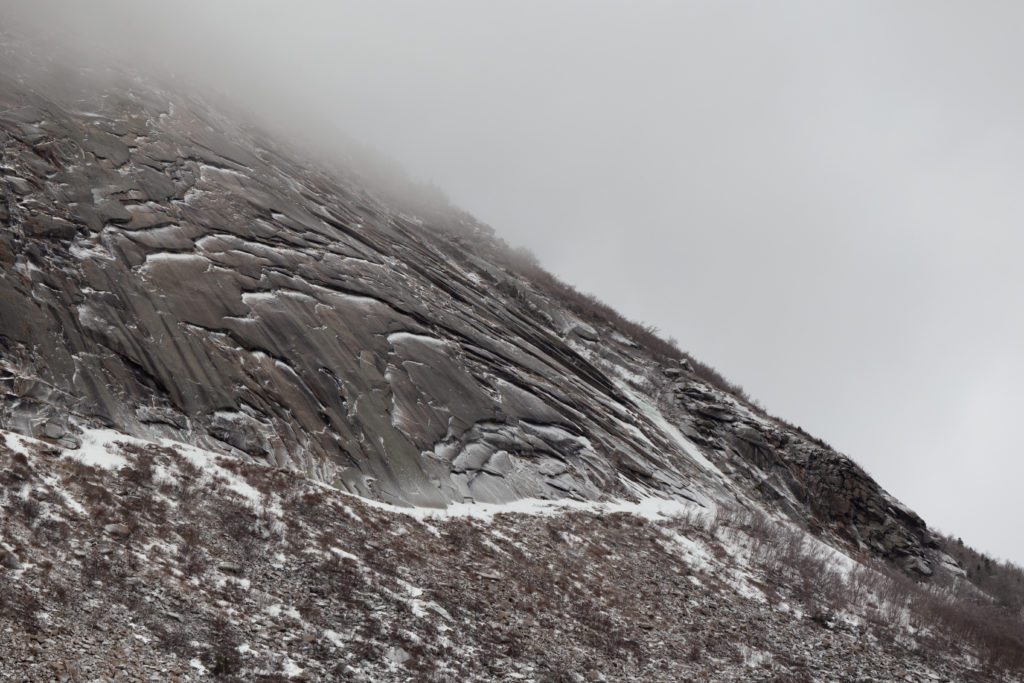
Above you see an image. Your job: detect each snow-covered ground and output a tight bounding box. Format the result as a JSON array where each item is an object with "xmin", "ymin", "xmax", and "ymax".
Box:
[{"xmin": 1, "ymin": 424, "xmax": 1011, "ymax": 681}]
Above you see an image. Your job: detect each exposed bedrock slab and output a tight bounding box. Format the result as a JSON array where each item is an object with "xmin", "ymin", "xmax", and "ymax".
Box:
[{"xmin": 0, "ymin": 73, "xmax": 696, "ymax": 508}]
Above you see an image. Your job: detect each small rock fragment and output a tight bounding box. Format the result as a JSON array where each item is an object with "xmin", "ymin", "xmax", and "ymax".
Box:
[
  {"xmin": 0, "ymin": 547, "xmax": 21, "ymax": 569},
  {"xmin": 103, "ymin": 524, "xmax": 132, "ymax": 538}
]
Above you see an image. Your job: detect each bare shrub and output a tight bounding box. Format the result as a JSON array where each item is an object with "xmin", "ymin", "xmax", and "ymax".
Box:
[
  {"xmin": 18, "ymin": 496, "xmax": 40, "ymax": 521},
  {"xmin": 149, "ymin": 619, "xmax": 194, "ymax": 658},
  {"xmin": 80, "ymin": 550, "xmax": 112, "ymax": 586},
  {"xmin": 317, "ymin": 554, "xmax": 362, "ymax": 600},
  {"xmin": 7, "ymin": 449, "xmax": 29, "ymax": 469},
  {"xmin": 215, "ymin": 496, "xmax": 258, "ymax": 541},
  {"xmin": 174, "ymin": 457, "xmax": 203, "ymax": 504},
  {"xmin": 284, "ymin": 488, "xmax": 327, "ymax": 520},
  {"xmin": 0, "ymin": 584, "xmax": 42, "ymax": 634},
  {"xmin": 203, "ymin": 614, "xmax": 242, "ymax": 678},
  {"xmin": 119, "ymin": 486, "xmax": 167, "ymax": 526},
  {"xmin": 61, "ymin": 458, "xmax": 99, "ymax": 481},
  {"xmin": 571, "ymin": 598, "xmax": 645, "ymax": 664},
  {"xmin": 32, "ymin": 517, "xmax": 70, "ymax": 544},
  {"xmin": 511, "ymin": 261, "xmax": 752, "ymax": 401},
  {"xmin": 175, "ymin": 523, "xmax": 210, "ymax": 577},
  {"xmin": 442, "ymin": 519, "xmax": 475, "ymax": 551},
  {"xmin": 77, "ymin": 479, "xmax": 116, "ymax": 509},
  {"xmin": 118, "ymin": 448, "xmax": 156, "ymax": 489}
]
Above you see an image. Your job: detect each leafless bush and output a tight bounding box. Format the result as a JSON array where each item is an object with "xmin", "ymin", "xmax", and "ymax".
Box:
[
  {"xmin": 571, "ymin": 598, "xmax": 645, "ymax": 664},
  {"xmin": 2, "ymin": 452, "xmax": 31, "ymax": 489},
  {"xmin": 513, "ymin": 261, "xmax": 752, "ymax": 401},
  {"xmin": 118, "ymin": 448, "xmax": 156, "ymax": 489},
  {"xmin": 442, "ymin": 519, "xmax": 476, "ymax": 551},
  {"xmin": 6, "ymin": 449, "xmax": 28, "ymax": 468},
  {"xmin": 182, "ymin": 547, "xmax": 209, "ymax": 578},
  {"xmin": 202, "ymin": 614, "xmax": 243, "ymax": 678},
  {"xmin": 0, "ymin": 583, "xmax": 42, "ymax": 634},
  {"xmin": 17, "ymin": 495, "xmax": 40, "ymax": 521},
  {"xmin": 284, "ymin": 488, "xmax": 327, "ymax": 521},
  {"xmin": 149, "ymin": 619, "xmax": 194, "ymax": 658},
  {"xmin": 59, "ymin": 459, "xmax": 101, "ymax": 489},
  {"xmin": 215, "ymin": 496, "xmax": 258, "ymax": 541},
  {"xmin": 32, "ymin": 517, "xmax": 70, "ymax": 544},
  {"xmin": 317, "ymin": 554, "xmax": 362, "ymax": 599},
  {"xmin": 79, "ymin": 550, "xmax": 112, "ymax": 586},
  {"xmin": 173, "ymin": 457, "xmax": 203, "ymax": 504},
  {"xmin": 119, "ymin": 486, "xmax": 167, "ymax": 526},
  {"xmin": 76, "ymin": 479, "xmax": 116, "ymax": 509},
  {"xmin": 175, "ymin": 523, "xmax": 210, "ymax": 577},
  {"xmin": 939, "ymin": 533, "xmax": 1024, "ymax": 612},
  {"xmin": 230, "ymin": 460, "xmax": 286, "ymax": 497}
]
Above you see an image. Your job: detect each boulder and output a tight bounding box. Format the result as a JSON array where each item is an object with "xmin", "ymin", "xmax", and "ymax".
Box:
[
  {"xmin": 451, "ymin": 444, "xmax": 493, "ymax": 473},
  {"xmin": 208, "ymin": 412, "xmax": 271, "ymax": 458},
  {"xmin": 136, "ymin": 406, "xmax": 188, "ymax": 430},
  {"xmin": 82, "ymin": 130, "xmax": 130, "ymax": 165},
  {"xmin": 537, "ymin": 458, "xmax": 568, "ymax": 477},
  {"xmin": 23, "ymin": 214, "xmax": 77, "ymax": 239},
  {"xmin": 734, "ymin": 425, "xmax": 768, "ymax": 448},
  {"xmin": 567, "ymin": 322, "xmax": 599, "ymax": 342},
  {"xmin": 6, "ymin": 176, "xmax": 33, "ymax": 195},
  {"xmin": 481, "ymin": 450, "xmax": 514, "ymax": 477},
  {"xmin": 123, "ymin": 204, "xmax": 173, "ymax": 230},
  {"xmin": 103, "ymin": 523, "xmax": 132, "ymax": 538},
  {"xmin": 131, "ymin": 166, "xmax": 177, "ymax": 201},
  {"xmin": 95, "ymin": 200, "xmax": 132, "ymax": 225},
  {"xmin": 0, "ymin": 547, "xmax": 21, "ymax": 570},
  {"xmin": 41, "ymin": 420, "xmax": 66, "ymax": 439},
  {"xmin": 695, "ymin": 403, "xmax": 736, "ymax": 422},
  {"xmin": 906, "ymin": 556, "xmax": 933, "ymax": 576}
]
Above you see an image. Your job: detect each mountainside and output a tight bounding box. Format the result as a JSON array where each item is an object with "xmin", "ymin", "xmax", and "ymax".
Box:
[
  {"xmin": 0, "ymin": 36, "xmax": 935, "ymax": 565},
  {"xmin": 1, "ymin": 37, "xmax": 1023, "ymax": 682}
]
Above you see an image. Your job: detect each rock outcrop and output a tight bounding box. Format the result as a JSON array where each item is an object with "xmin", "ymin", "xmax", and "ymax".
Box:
[{"xmin": 0, "ymin": 38, "xmax": 943, "ymax": 575}]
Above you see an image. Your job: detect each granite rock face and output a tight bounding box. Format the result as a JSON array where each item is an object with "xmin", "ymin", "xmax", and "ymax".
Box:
[
  {"xmin": 0, "ymin": 65, "xmax": 714, "ymax": 510},
  {"xmin": 0, "ymin": 47, "xmax": 942, "ymax": 571}
]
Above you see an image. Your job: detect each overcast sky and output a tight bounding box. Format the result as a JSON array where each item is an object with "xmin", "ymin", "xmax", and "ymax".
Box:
[{"xmin": 5, "ymin": 1, "xmax": 1023, "ymax": 564}]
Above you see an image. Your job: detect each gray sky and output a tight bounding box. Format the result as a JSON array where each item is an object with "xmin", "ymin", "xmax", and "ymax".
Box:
[{"xmin": 5, "ymin": 1, "xmax": 1023, "ymax": 563}]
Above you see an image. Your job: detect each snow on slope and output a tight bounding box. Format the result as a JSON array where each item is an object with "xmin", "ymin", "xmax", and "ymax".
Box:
[{"xmin": 0, "ymin": 424, "xmax": 1010, "ymax": 680}]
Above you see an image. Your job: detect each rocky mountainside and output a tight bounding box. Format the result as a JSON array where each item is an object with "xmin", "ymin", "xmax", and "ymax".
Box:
[
  {"xmin": 1, "ymin": 33, "xmax": 1023, "ymax": 682},
  {"xmin": 4, "ymin": 428, "xmax": 1021, "ymax": 682},
  {"xmin": 0, "ymin": 34, "xmax": 936, "ymax": 566}
]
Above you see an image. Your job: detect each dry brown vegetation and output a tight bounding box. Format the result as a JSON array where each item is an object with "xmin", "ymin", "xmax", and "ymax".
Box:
[
  {"xmin": 2, "ymin": 433, "xmax": 1023, "ymax": 681},
  {"xmin": 681, "ymin": 505, "xmax": 1024, "ymax": 675},
  {"xmin": 503, "ymin": 252, "xmax": 751, "ymax": 400}
]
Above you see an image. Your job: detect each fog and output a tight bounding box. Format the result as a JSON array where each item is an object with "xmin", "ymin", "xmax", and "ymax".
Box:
[{"xmin": 4, "ymin": 2, "xmax": 1023, "ymax": 563}]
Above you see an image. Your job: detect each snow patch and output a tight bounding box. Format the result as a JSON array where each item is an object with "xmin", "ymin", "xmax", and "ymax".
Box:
[
  {"xmin": 1, "ymin": 430, "xmax": 45, "ymax": 457},
  {"xmin": 67, "ymin": 428, "xmax": 131, "ymax": 469},
  {"xmin": 387, "ymin": 331, "xmax": 449, "ymax": 349},
  {"xmin": 281, "ymin": 658, "xmax": 304, "ymax": 677}
]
